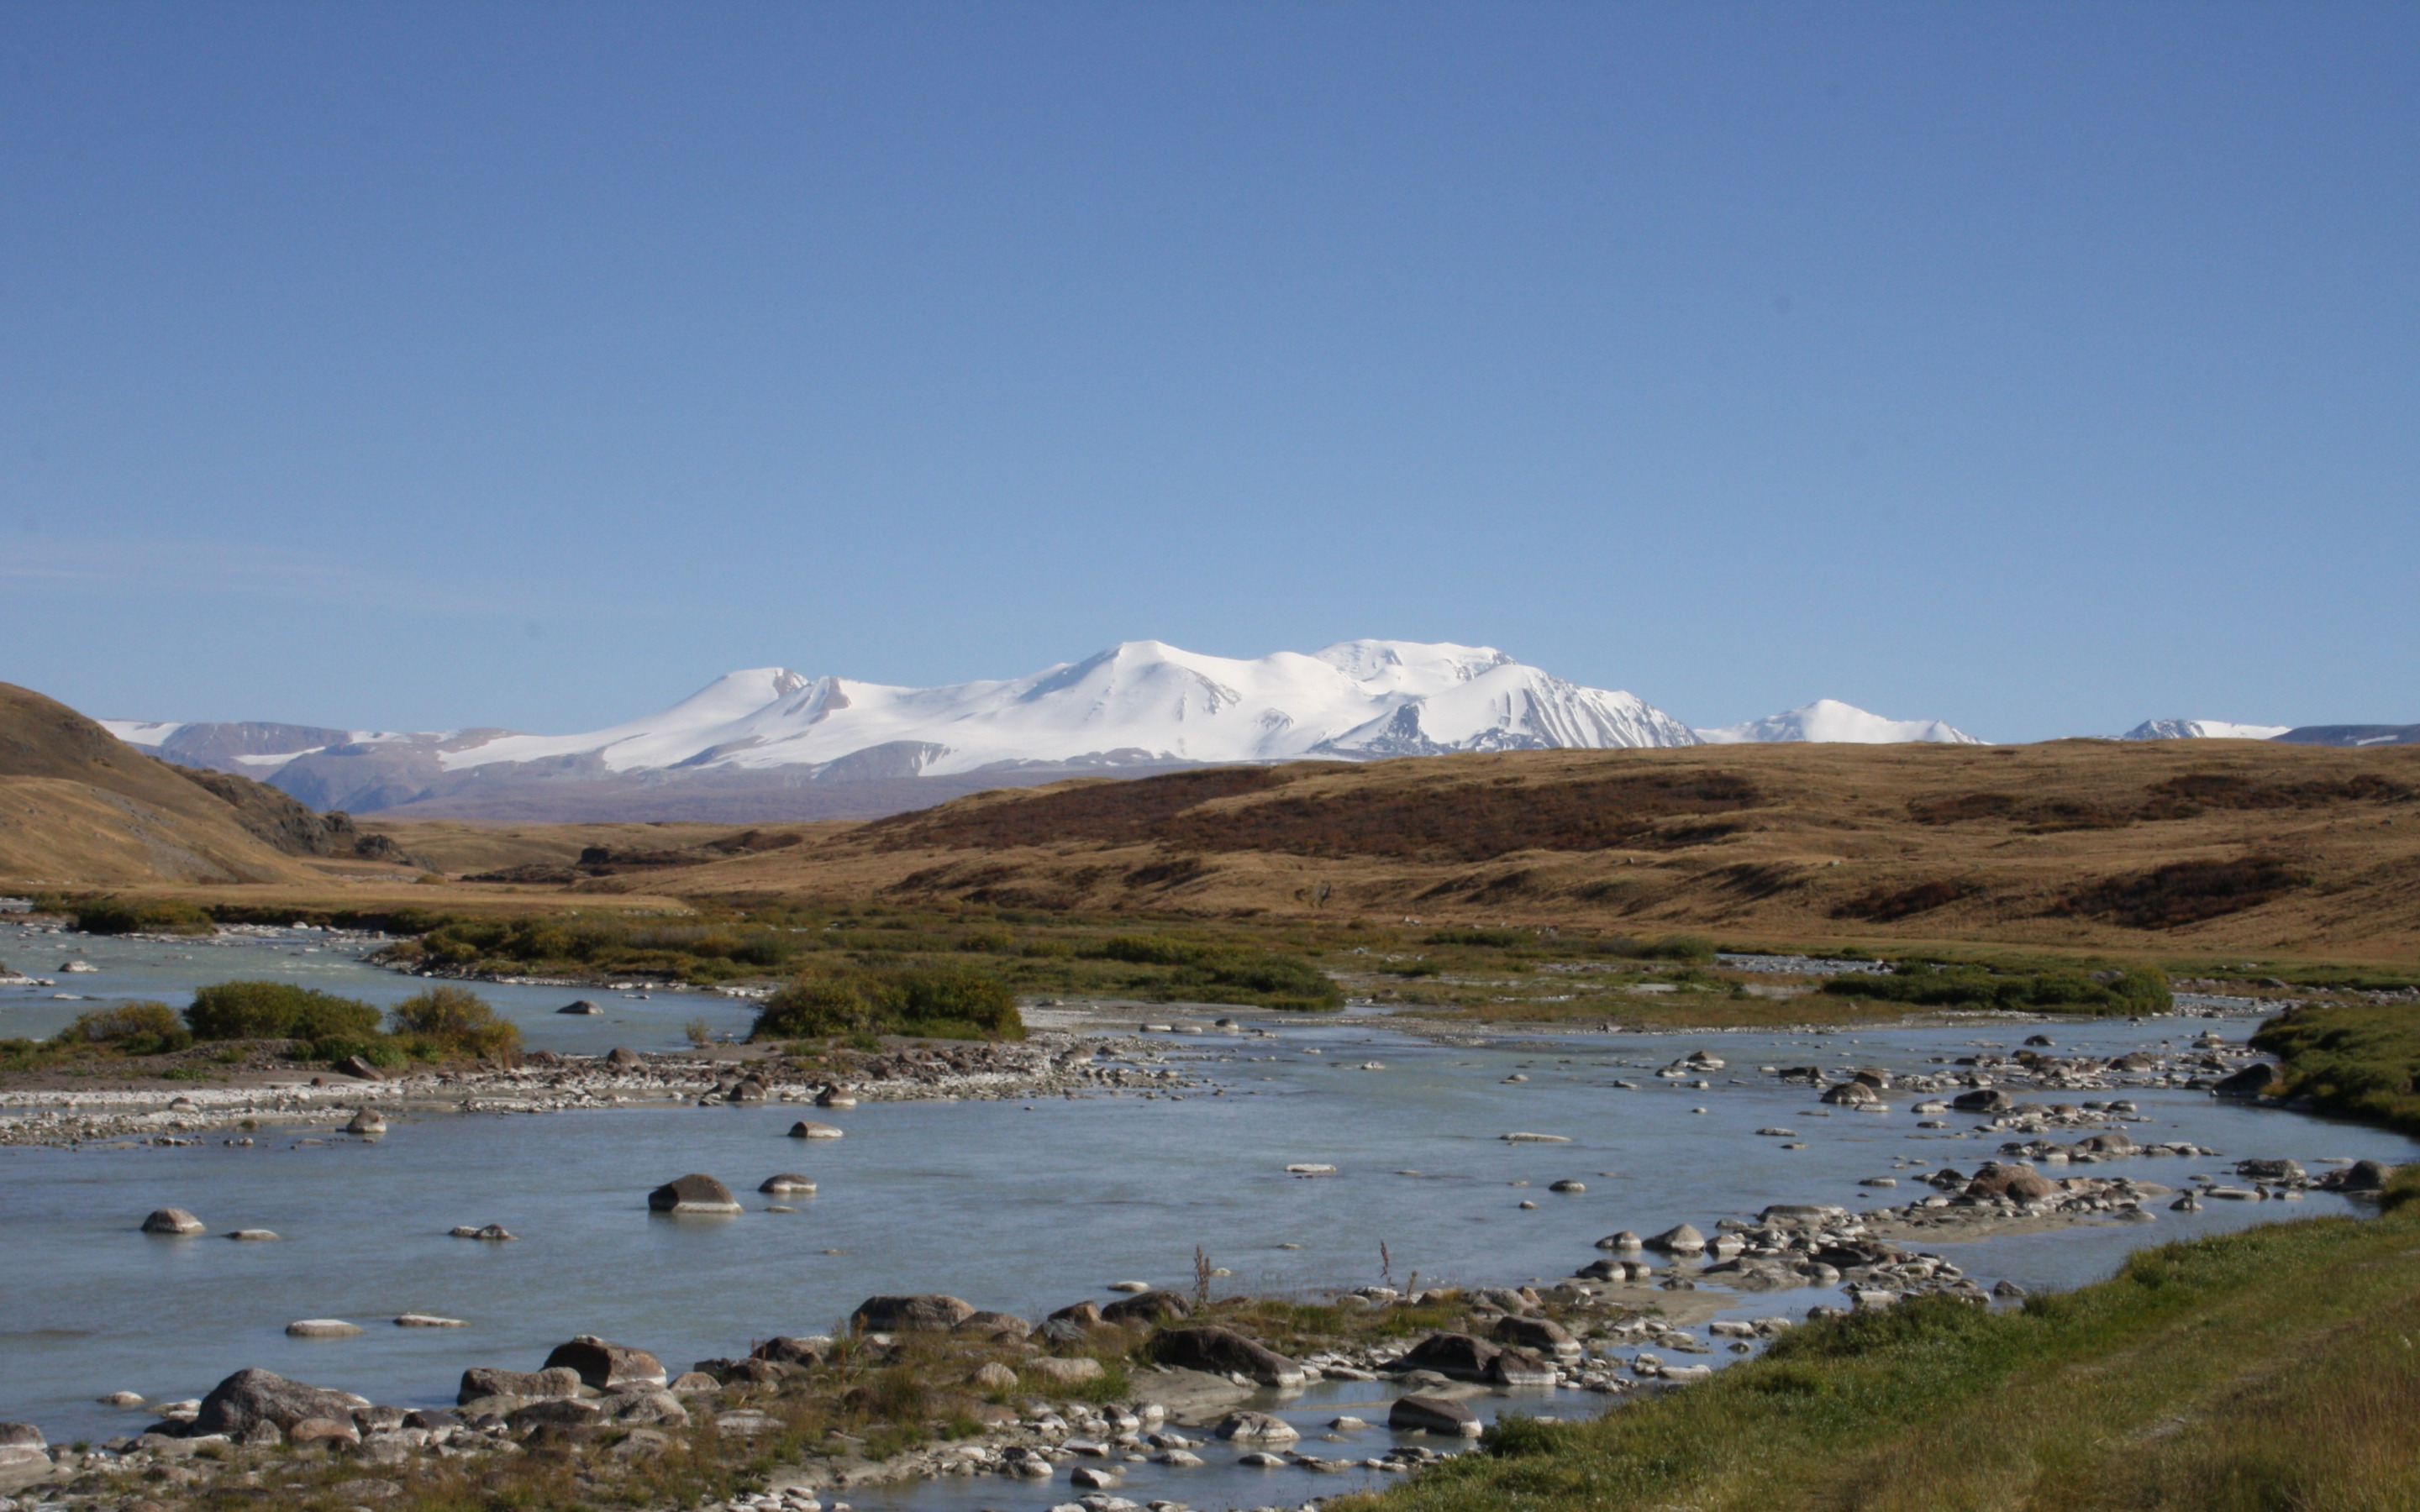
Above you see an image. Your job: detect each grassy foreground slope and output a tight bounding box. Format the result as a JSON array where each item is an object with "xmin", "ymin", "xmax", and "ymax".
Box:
[{"xmin": 1343, "ymin": 1186, "xmax": 2420, "ymax": 1512}]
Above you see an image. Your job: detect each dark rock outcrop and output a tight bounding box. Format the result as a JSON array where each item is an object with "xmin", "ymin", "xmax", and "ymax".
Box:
[
  {"xmin": 851, "ymin": 1295, "xmax": 977, "ymax": 1332},
  {"xmin": 647, "ymin": 1173, "xmax": 740, "ymax": 1214},
  {"xmin": 1099, "ymin": 1289, "xmax": 1190, "ymax": 1326},
  {"xmin": 194, "ymin": 1369, "xmax": 369, "ymax": 1435},
  {"xmin": 1149, "ymin": 1326, "xmax": 1307, "ymax": 1387},
  {"xmin": 542, "ymin": 1336, "xmax": 667, "ymax": 1390}
]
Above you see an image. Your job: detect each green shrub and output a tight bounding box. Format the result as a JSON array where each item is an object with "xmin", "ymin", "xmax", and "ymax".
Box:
[
  {"xmin": 1426, "ymin": 928, "xmax": 1527, "ymax": 948},
  {"xmin": 751, "ymin": 963, "xmax": 1024, "ymax": 1042},
  {"xmin": 1172, "ymin": 952, "xmax": 1342, "ymax": 1011},
  {"xmin": 184, "ymin": 981, "xmax": 381, "ymax": 1045},
  {"xmin": 1084, "ymin": 935, "xmax": 1207, "ymax": 966},
  {"xmin": 59, "ymin": 1002, "xmax": 191, "ymax": 1055},
  {"xmin": 1823, "ymin": 962, "xmax": 2170, "ymax": 1015},
  {"xmin": 387, "ymin": 984, "xmax": 521, "ymax": 1060},
  {"xmin": 73, "ymin": 898, "xmax": 215, "ymax": 936}
]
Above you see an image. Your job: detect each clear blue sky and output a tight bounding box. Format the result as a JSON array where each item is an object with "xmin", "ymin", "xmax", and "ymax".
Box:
[{"xmin": 4, "ymin": 3, "xmax": 2413, "ymax": 740}]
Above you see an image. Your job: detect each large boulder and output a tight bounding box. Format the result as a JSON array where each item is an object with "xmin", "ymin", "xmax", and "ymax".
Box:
[
  {"xmin": 141, "ymin": 1208, "xmax": 205, "ymax": 1236},
  {"xmin": 2237, "ymin": 1158, "xmax": 2306, "ymax": 1184},
  {"xmin": 1397, "ymin": 1332, "xmax": 1501, "ymax": 1381},
  {"xmin": 456, "ymin": 1367, "xmax": 583, "ymax": 1405},
  {"xmin": 2077, "ymin": 1131, "xmax": 2135, "ymax": 1155},
  {"xmin": 1099, "ymin": 1289, "xmax": 1190, "ymax": 1326},
  {"xmin": 1492, "ymin": 1315, "xmax": 1580, "ymax": 1359},
  {"xmin": 1388, "ymin": 1394, "xmax": 1481, "ymax": 1436},
  {"xmin": 1046, "ymin": 1300, "xmax": 1103, "ymax": 1326},
  {"xmin": 2338, "ymin": 1159, "xmax": 2395, "ymax": 1193},
  {"xmin": 648, "ymin": 1173, "xmax": 740, "ymax": 1214},
  {"xmin": 1488, "ymin": 1346, "xmax": 1556, "ymax": 1386},
  {"xmin": 751, "ymin": 1336, "xmax": 832, "ymax": 1367},
  {"xmin": 0, "ymin": 1424, "xmax": 45, "ymax": 1473},
  {"xmin": 953, "ymin": 1310, "xmax": 1034, "ymax": 1341},
  {"xmin": 851, "ymin": 1295, "xmax": 977, "ymax": 1332},
  {"xmin": 543, "ymin": 1336, "xmax": 667, "ymax": 1390},
  {"xmin": 1966, "ymin": 1163, "xmax": 2055, "ymax": 1203},
  {"xmin": 194, "ymin": 1369, "xmax": 371, "ymax": 1436},
  {"xmin": 1212, "ymin": 1410, "xmax": 1299, "ymax": 1443},
  {"xmin": 1952, "ymin": 1088, "xmax": 2013, "ymax": 1114},
  {"xmin": 1645, "ymin": 1223, "xmax": 1707, "ymax": 1254},
  {"xmin": 1821, "ymin": 1081, "xmax": 1881, "ymax": 1106},
  {"xmin": 1150, "ymin": 1326, "xmax": 1307, "ymax": 1387},
  {"xmin": 2214, "ymin": 1063, "xmax": 2280, "ymax": 1098}
]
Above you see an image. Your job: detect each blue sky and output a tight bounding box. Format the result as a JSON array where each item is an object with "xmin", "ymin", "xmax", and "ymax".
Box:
[{"xmin": 3, "ymin": 3, "xmax": 2413, "ymax": 740}]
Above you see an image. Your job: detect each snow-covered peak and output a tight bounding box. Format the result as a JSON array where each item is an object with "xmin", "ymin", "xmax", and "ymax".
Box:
[
  {"xmin": 98, "ymin": 719, "xmax": 184, "ymax": 749},
  {"xmin": 424, "ymin": 640, "xmax": 1698, "ymax": 777},
  {"xmin": 1695, "ymin": 699, "xmax": 1983, "ymax": 746},
  {"xmin": 2121, "ymin": 718, "xmax": 2290, "ymax": 741}
]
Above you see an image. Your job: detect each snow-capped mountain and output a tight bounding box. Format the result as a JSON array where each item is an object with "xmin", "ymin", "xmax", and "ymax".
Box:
[
  {"xmin": 103, "ymin": 640, "xmax": 1701, "ymax": 815},
  {"xmin": 2121, "ymin": 718, "xmax": 2291, "ymax": 742},
  {"xmin": 1694, "ymin": 699, "xmax": 1984, "ymax": 746}
]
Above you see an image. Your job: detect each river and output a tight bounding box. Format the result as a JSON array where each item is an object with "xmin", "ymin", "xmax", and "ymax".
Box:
[{"xmin": 3, "ymin": 921, "xmax": 2410, "ymax": 1511}]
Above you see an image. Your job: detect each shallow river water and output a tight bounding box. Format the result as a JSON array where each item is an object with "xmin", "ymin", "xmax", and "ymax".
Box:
[{"xmin": 4, "ymin": 925, "xmax": 2412, "ymax": 1511}]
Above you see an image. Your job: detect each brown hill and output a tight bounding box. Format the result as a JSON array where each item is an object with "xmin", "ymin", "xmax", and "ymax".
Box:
[
  {"xmin": 597, "ymin": 738, "xmax": 2420, "ymax": 962},
  {"xmin": 0, "ymin": 683, "xmax": 404, "ymax": 887}
]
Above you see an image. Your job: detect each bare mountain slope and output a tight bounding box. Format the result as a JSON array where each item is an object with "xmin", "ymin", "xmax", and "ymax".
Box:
[{"xmin": 0, "ymin": 684, "xmax": 387, "ymax": 887}]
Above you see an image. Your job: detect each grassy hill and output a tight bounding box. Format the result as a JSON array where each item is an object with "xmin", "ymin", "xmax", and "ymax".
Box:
[
  {"xmin": 0, "ymin": 682, "xmax": 410, "ymax": 888},
  {"xmin": 526, "ymin": 738, "xmax": 2420, "ymax": 963}
]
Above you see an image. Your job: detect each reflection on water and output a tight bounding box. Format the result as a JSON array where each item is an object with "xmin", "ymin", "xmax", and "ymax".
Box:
[{"xmin": 3, "ymin": 926, "xmax": 2413, "ymax": 1511}]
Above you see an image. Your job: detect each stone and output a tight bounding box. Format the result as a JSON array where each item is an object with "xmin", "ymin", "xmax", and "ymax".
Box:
[
  {"xmin": 1596, "ymin": 1230, "xmax": 1644, "ymax": 1251},
  {"xmin": 2214, "ymin": 1063, "xmax": 2281, "ymax": 1098},
  {"xmin": 544, "ymin": 1336, "xmax": 669, "ymax": 1390},
  {"xmin": 1099, "ymin": 1289, "xmax": 1190, "ymax": 1326},
  {"xmin": 1952, "ymin": 1089, "xmax": 2014, "ymax": 1114},
  {"xmin": 101, "ymin": 1390, "xmax": 146, "ymax": 1406},
  {"xmin": 667, "ymin": 1372, "xmax": 721, "ymax": 1394},
  {"xmin": 759, "ymin": 1173, "xmax": 818, "ymax": 1194},
  {"xmin": 1500, "ymin": 1131, "xmax": 1572, "ymax": 1142},
  {"xmin": 1107, "ymin": 1279, "xmax": 1153, "ymax": 1293},
  {"xmin": 1994, "ymin": 1279, "xmax": 2028, "ymax": 1299},
  {"xmin": 394, "ymin": 1314, "xmax": 467, "ymax": 1328},
  {"xmin": 852, "ymin": 1294, "xmax": 977, "ymax": 1332},
  {"xmin": 457, "ymin": 1367, "xmax": 584, "ymax": 1405},
  {"xmin": 954, "ymin": 1310, "xmax": 1034, "ymax": 1340},
  {"xmin": 1388, "ymin": 1394, "xmax": 1481, "ymax": 1436},
  {"xmin": 970, "ymin": 1362, "xmax": 1018, "ymax": 1389},
  {"xmin": 1149, "ymin": 1326, "xmax": 1307, "ymax": 1387},
  {"xmin": 788, "ymin": 1121, "xmax": 846, "ymax": 1139},
  {"xmin": 1048, "ymin": 1300, "xmax": 1104, "ymax": 1326},
  {"xmin": 728, "ymin": 1078, "xmax": 768, "ymax": 1103},
  {"xmin": 752, "ymin": 1336, "xmax": 832, "ymax": 1366},
  {"xmin": 1213, "ymin": 1411, "xmax": 1299, "ymax": 1444},
  {"xmin": 286, "ymin": 1319, "xmax": 365, "ymax": 1338},
  {"xmin": 2237, "ymin": 1158, "xmax": 2306, "ymax": 1184},
  {"xmin": 195, "ymin": 1369, "xmax": 372, "ymax": 1436},
  {"xmin": 1821, "ymin": 1081, "xmax": 1881, "ymax": 1106},
  {"xmin": 1236, "ymin": 1450, "xmax": 1289, "ymax": 1467},
  {"xmin": 1645, "ymin": 1223, "xmax": 1707, "ymax": 1254},
  {"xmin": 287, "ymin": 1417, "xmax": 360, "ymax": 1447},
  {"xmin": 649, "ymin": 1173, "xmax": 741, "ymax": 1214},
  {"xmin": 449, "ymin": 1223, "xmax": 517, "ymax": 1241},
  {"xmin": 508, "ymin": 1398, "xmax": 604, "ymax": 1431},
  {"xmin": 558, "ymin": 1000, "xmax": 602, "ymax": 1015},
  {"xmin": 1491, "ymin": 1315, "xmax": 1579, "ymax": 1359},
  {"xmin": 602, "ymin": 1389, "xmax": 689, "ymax": 1425},
  {"xmin": 346, "ymin": 1109, "xmax": 387, "ymax": 1136},
  {"xmin": 1489, "ymin": 1347, "xmax": 1556, "ymax": 1386},
  {"xmin": 336, "ymin": 1055, "xmax": 387, "ymax": 1082},
  {"xmin": 1028, "ymin": 1355, "xmax": 1106, "ymax": 1384},
  {"xmin": 606, "ymin": 1047, "xmax": 643, "ymax": 1068},
  {"xmin": 1397, "ymin": 1332, "xmax": 1500, "ymax": 1380},
  {"xmin": 815, "ymin": 1087, "xmax": 858, "ymax": 1109},
  {"xmin": 2341, "ymin": 1159, "xmax": 2393, "ymax": 1192},
  {"xmin": 1155, "ymin": 1449, "xmax": 1204, "ymax": 1467},
  {"xmin": 1965, "ymin": 1163, "xmax": 2054, "ymax": 1203},
  {"xmin": 226, "ymin": 1229, "xmax": 280, "ymax": 1241},
  {"xmin": 142, "ymin": 1207, "xmax": 205, "ymax": 1236}
]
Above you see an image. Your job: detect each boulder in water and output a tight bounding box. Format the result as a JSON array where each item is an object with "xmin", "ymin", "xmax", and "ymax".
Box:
[
  {"xmin": 1150, "ymin": 1326, "xmax": 1306, "ymax": 1387},
  {"xmin": 648, "ymin": 1173, "xmax": 740, "ymax": 1214},
  {"xmin": 543, "ymin": 1336, "xmax": 667, "ymax": 1390},
  {"xmin": 1387, "ymin": 1394, "xmax": 1479, "ymax": 1436},
  {"xmin": 141, "ymin": 1208, "xmax": 204, "ymax": 1236},
  {"xmin": 194, "ymin": 1369, "xmax": 371, "ymax": 1435},
  {"xmin": 558, "ymin": 1000, "xmax": 602, "ymax": 1016}
]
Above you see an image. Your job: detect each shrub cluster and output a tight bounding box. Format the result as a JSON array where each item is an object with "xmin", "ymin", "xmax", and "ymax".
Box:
[
  {"xmin": 61, "ymin": 1002, "xmax": 191, "ymax": 1055},
  {"xmin": 175, "ymin": 979, "xmax": 518, "ymax": 1065},
  {"xmin": 1822, "ymin": 963, "xmax": 2170, "ymax": 1016},
  {"xmin": 751, "ymin": 963, "xmax": 1024, "ymax": 1042},
  {"xmin": 386, "ymin": 984, "xmax": 523, "ymax": 1061},
  {"xmin": 71, "ymin": 897, "xmax": 216, "ymax": 936}
]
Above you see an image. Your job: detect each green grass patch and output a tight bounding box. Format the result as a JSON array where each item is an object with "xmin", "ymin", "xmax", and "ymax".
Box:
[
  {"xmin": 2251, "ymin": 1000, "xmax": 2420, "ymax": 1136},
  {"xmin": 1338, "ymin": 1207, "xmax": 2420, "ymax": 1512},
  {"xmin": 1821, "ymin": 961, "xmax": 2171, "ymax": 1015}
]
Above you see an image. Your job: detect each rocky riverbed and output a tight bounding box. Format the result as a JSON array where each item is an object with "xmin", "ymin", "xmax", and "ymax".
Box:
[{"xmin": 0, "ymin": 1033, "xmax": 1211, "ymax": 1148}]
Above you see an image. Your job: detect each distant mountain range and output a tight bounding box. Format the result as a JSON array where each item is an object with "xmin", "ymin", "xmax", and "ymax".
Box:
[
  {"xmin": 94, "ymin": 639, "xmax": 1991, "ymax": 820},
  {"xmin": 93, "ymin": 638, "xmax": 2411, "ymax": 822},
  {"xmin": 2123, "ymin": 720, "xmax": 2419, "ymax": 748}
]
